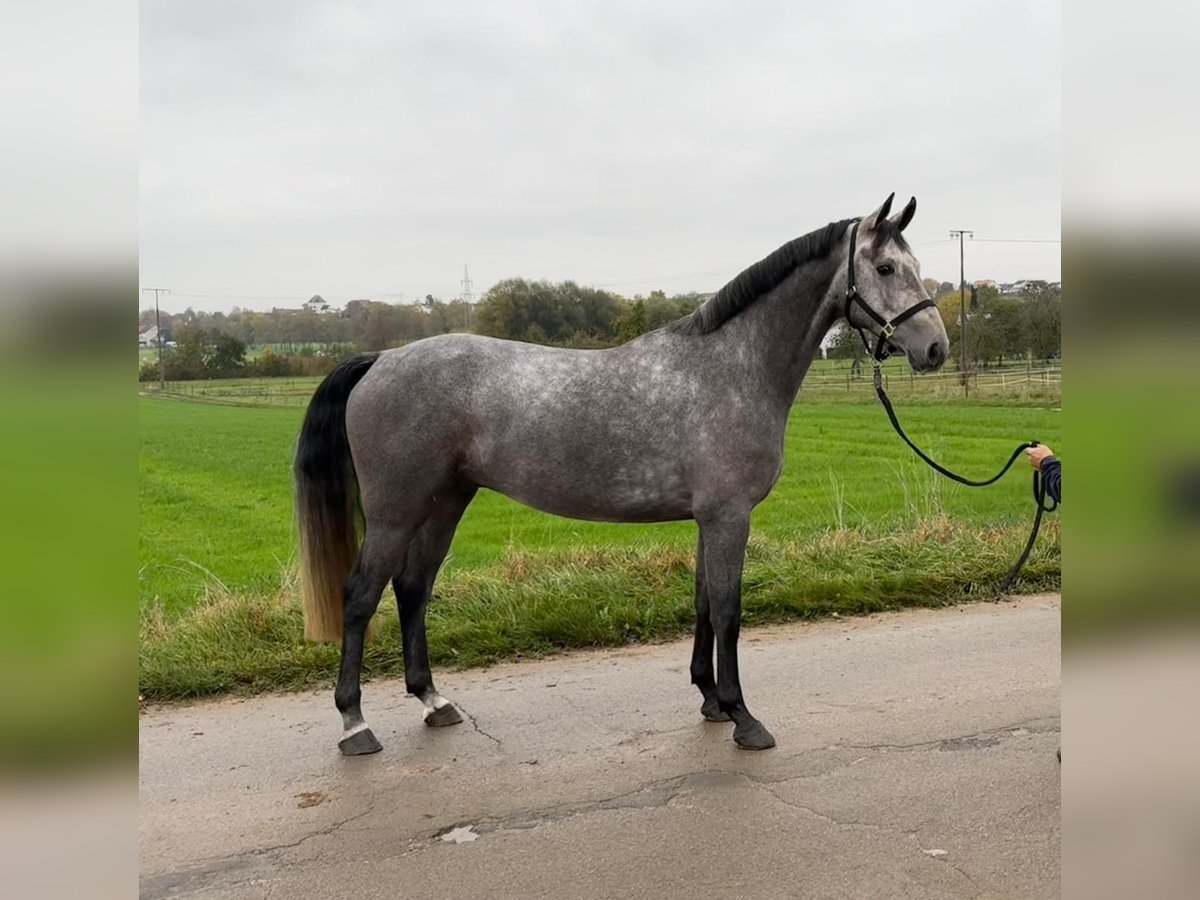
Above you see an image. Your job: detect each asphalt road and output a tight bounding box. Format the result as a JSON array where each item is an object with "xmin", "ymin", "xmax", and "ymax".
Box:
[{"xmin": 139, "ymin": 594, "xmax": 1060, "ymax": 899}]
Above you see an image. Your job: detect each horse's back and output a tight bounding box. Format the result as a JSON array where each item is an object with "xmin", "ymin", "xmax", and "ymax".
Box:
[{"xmin": 345, "ymin": 333, "xmax": 700, "ymax": 521}]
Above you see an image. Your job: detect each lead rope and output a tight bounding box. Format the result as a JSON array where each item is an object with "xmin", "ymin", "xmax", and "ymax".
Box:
[{"xmin": 869, "ymin": 364, "xmax": 1057, "ymax": 596}]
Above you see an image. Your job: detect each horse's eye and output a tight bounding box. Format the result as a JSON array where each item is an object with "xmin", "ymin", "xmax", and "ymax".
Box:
[{"xmin": 876, "ymin": 264, "xmax": 895, "ymax": 276}]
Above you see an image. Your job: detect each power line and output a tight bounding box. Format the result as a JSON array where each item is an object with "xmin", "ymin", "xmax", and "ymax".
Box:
[
  {"xmin": 149, "ymin": 235, "xmax": 1061, "ymax": 309},
  {"xmin": 166, "ymin": 292, "xmax": 312, "ymax": 301},
  {"xmin": 970, "ymin": 238, "xmax": 1061, "ymax": 244},
  {"xmin": 593, "ymin": 268, "xmax": 735, "ymax": 288}
]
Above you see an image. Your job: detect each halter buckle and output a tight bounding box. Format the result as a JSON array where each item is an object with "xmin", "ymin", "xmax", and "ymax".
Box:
[{"xmin": 881, "ymin": 322, "xmax": 896, "ymax": 339}]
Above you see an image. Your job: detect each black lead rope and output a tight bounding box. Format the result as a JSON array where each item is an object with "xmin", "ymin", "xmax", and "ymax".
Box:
[
  {"xmin": 842, "ymin": 218, "xmax": 1057, "ymax": 595},
  {"xmin": 871, "ymin": 363, "xmax": 1057, "ymax": 595}
]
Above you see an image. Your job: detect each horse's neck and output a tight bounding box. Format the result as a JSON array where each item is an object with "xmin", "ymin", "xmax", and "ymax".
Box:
[{"xmin": 724, "ymin": 262, "xmax": 840, "ymax": 405}]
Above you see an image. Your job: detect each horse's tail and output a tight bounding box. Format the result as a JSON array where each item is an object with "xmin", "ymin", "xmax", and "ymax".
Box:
[{"xmin": 294, "ymin": 353, "xmax": 379, "ymax": 642}]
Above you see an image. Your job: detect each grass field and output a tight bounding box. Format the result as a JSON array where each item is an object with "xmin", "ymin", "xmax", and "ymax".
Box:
[{"xmin": 139, "ymin": 373, "xmax": 1061, "ymax": 699}]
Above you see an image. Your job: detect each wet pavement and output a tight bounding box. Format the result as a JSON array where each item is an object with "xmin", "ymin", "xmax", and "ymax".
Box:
[{"xmin": 140, "ymin": 594, "xmax": 1060, "ymax": 899}]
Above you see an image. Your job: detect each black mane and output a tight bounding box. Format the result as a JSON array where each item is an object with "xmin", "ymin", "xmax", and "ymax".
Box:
[{"xmin": 671, "ymin": 217, "xmax": 910, "ymax": 335}]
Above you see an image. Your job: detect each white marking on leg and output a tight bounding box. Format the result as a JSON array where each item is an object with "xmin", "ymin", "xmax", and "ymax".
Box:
[
  {"xmin": 421, "ymin": 691, "xmax": 451, "ymax": 719},
  {"xmin": 340, "ymin": 721, "xmax": 370, "ymax": 741}
]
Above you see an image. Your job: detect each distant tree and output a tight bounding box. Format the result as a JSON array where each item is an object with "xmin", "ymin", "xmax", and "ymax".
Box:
[
  {"xmin": 826, "ymin": 324, "xmax": 866, "ymax": 362},
  {"xmin": 171, "ymin": 324, "xmax": 207, "ymax": 378},
  {"xmin": 969, "ymin": 297, "xmax": 1021, "ymax": 367},
  {"xmin": 615, "ymin": 299, "xmax": 649, "ymax": 342},
  {"xmin": 936, "ymin": 290, "xmax": 967, "ymax": 369},
  {"xmin": 362, "ymin": 304, "xmax": 400, "ymax": 351},
  {"xmin": 1022, "ymin": 283, "xmax": 1061, "ymax": 359},
  {"xmin": 524, "ymin": 322, "xmax": 549, "ymax": 344},
  {"xmin": 150, "ymin": 326, "xmax": 245, "ymax": 380},
  {"xmin": 475, "ymin": 278, "xmax": 625, "ymax": 344},
  {"xmin": 474, "ymin": 278, "xmax": 528, "ymax": 340},
  {"xmin": 573, "ymin": 285, "xmax": 621, "ymax": 337},
  {"xmin": 643, "ymin": 290, "xmax": 681, "ymax": 330},
  {"xmin": 670, "ymin": 292, "xmax": 704, "ymax": 318},
  {"xmin": 206, "ymin": 331, "xmax": 246, "ymax": 375}
]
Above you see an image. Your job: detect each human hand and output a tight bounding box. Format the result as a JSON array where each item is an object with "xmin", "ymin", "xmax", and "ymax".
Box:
[{"xmin": 1025, "ymin": 444, "xmax": 1054, "ymax": 470}]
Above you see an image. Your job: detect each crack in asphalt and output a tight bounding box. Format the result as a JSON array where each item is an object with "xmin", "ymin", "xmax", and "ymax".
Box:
[
  {"xmin": 139, "ymin": 806, "xmax": 376, "ymax": 899},
  {"xmin": 141, "ymin": 714, "xmax": 1057, "ymax": 895},
  {"xmin": 406, "ymin": 714, "xmax": 1059, "ymax": 849},
  {"xmin": 412, "ymin": 772, "xmax": 693, "ymax": 851},
  {"xmin": 841, "ymin": 715, "xmax": 1060, "ymax": 753},
  {"xmin": 455, "ymin": 702, "xmax": 503, "ymax": 747},
  {"xmin": 948, "ymin": 862, "xmax": 984, "ymax": 898},
  {"xmin": 744, "ymin": 775, "xmax": 923, "ymax": 834}
]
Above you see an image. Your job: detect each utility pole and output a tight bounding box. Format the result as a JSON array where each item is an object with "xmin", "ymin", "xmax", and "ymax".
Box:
[
  {"xmin": 948, "ymin": 231, "xmax": 973, "ymax": 397},
  {"xmin": 142, "ymin": 287, "xmax": 170, "ymax": 390}
]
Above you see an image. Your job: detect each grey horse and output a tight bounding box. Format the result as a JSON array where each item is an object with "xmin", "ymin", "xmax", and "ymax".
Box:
[{"xmin": 294, "ymin": 194, "xmax": 949, "ymax": 755}]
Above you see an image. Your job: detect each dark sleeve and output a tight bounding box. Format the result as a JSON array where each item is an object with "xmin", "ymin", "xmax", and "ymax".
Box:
[{"xmin": 1041, "ymin": 457, "xmax": 1061, "ymax": 505}]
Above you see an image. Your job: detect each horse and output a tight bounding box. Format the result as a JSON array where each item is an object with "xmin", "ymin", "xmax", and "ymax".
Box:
[{"xmin": 294, "ymin": 193, "xmax": 949, "ymax": 756}]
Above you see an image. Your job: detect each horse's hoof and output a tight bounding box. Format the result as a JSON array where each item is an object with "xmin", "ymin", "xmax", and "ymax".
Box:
[
  {"xmin": 338, "ymin": 727, "xmax": 383, "ymax": 756},
  {"xmin": 424, "ymin": 703, "xmax": 464, "ymax": 728},
  {"xmin": 701, "ymin": 700, "xmax": 731, "ymax": 722},
  {"xmin": 733, "ymin": 721, "xmax": 776, "ymax": 751}
]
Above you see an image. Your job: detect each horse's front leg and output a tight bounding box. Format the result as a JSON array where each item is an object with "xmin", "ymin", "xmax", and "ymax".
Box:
[{"xmin": 697, "ymin": 511, "xmax": 775, "ymax": 750}]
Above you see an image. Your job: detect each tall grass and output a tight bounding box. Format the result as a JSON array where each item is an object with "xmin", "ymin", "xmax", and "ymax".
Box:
[{"xmin": 140, "ymin": 515, "xmax": 1058, "ymax": 700}]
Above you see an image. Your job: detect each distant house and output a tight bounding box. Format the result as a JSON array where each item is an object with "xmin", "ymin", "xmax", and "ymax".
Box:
[
  {"xmin": 303, "ymin": 294, "xmax": 331, "ymax": 313},
  {"xmin": 1000, "ymin": 280, "xmax": 1056, "ymax": 297},
  {"xmin": 138, "ymin": 324, "xmax": 159, "ymax": 347},
  {"xmin": 972, "ymin": 279, "xmax": 998, "ymax": 290}
]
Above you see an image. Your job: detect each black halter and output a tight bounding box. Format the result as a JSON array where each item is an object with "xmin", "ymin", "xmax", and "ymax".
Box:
[
  {"xmin": 843, "ymin": 219, "xmax": 938, "ymax": 363},
  {"xmin": 844, "ymin": 219, "xmax": 1057, "ymax": 595}
]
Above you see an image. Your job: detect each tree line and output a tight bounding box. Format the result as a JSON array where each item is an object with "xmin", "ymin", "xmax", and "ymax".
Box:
[
  {"xmin": 140, "ymin": 282, "xmax": 705, "ymax": 381},
  {"xmin": 140, "ymin": 278, "xmax": 1060, "ymax": 382},
  {"xmin": 827, "ymin": 281, "xmax": 1061, "ymax": 367},
  {"xmin": 140, "ymin": 297, "xmax": 475, "ymax": 353}
]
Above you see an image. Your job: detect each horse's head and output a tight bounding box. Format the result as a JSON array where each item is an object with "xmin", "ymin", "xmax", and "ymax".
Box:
[{"xmin": 844, "ymin": 194, "xmax": 949, "ymax": 373}]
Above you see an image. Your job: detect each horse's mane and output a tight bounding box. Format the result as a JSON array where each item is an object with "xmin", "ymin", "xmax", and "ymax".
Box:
[{"xmin": 670, "ymin": 217, "xmax": 910, "ymax": 335}]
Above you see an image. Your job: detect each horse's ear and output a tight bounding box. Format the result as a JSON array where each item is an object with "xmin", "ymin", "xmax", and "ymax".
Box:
[
  {"xmin": 862, "ymin": 193, "xmax": 896, "ymax": 232},
  {"xmin": 894, "ymin": 196, "xmax": 917, "ymax": 232}
]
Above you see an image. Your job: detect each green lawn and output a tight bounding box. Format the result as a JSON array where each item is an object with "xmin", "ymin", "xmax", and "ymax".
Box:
[
  {"xmin": 139, "ymin": 391, "xmax": 1061, "ymax": 621},
  {"xmin": 139, "ymin": 364, "xmax": 1062, "ymax": 699}
]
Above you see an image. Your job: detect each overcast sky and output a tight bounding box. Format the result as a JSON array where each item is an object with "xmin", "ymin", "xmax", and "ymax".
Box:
[{"xmin": 140, "ymin": 1, "xmax": 1059, "ymax": 314}]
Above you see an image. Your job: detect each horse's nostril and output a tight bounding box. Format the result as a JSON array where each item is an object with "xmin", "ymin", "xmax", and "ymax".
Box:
[{"xmin": 928, "ymin": 342, "xmax": 944, "ymax": 365}]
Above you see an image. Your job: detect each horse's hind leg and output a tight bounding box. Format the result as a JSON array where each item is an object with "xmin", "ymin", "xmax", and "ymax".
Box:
[
  {"xmin": 690, "ymin": 531, "xmax": 730, "ymax": 722},
  {"xmin": 393, "ymin": 485, "xmax": 477, "ymax": 728},
  {"xmin": 336, "ymin": 524, "xmax": 414, "ymax": 756}
]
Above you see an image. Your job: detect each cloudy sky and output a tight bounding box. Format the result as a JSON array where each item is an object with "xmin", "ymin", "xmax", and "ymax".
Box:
[{"xmin": 140, "ymin": 1, "xmax": 1059, "ymax": 313}]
